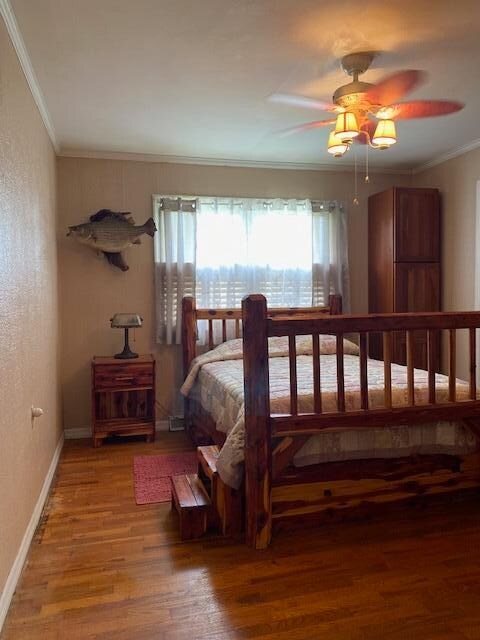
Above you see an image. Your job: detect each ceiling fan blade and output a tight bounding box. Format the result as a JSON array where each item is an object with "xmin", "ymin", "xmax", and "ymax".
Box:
[
  {"xmin": 366, "ymin": 70, "xmax": 427, "ymax": 106},
  {"xmin": 277, "ymin": 119, "xmax": 337, "ymax": 137},
  {"xmin": 391, "ymin": 100, "xmax": 464, "ymax": 119},
  {"xmin": 269, "ymin": 93, "xmax": 336, "ymax": 112}
]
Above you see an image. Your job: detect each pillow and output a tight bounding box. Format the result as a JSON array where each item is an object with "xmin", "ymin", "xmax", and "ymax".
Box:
[
  {"xmin": 201, "ymin": 334, "xmax": 359, "ymax": 359},
  {"xmin": 279, "ymin": 335, "xmax": 359, "ymax": 357}
]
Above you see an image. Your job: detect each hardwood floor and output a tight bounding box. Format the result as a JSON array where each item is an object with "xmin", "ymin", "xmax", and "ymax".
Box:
[{"xmin": 3, "ymin": 433, "xmax": 480, "ymax": 639}]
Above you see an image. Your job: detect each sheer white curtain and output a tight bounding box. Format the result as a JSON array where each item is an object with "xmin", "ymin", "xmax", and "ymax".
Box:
[
  {"xmin": 153, "ymin": 195, "xmax": 349, "ymax": 345},
  {"xmin": 312, "ymin": 200, "xmax": 350, "ymax": 312},
  {"xmin": 154, "ymin": 197, "xmax": 196, "ymax": 344}
]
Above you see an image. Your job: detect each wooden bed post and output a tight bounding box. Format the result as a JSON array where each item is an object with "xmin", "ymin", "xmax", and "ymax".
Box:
[
  {"xmin": 182, "ymin": 296, "xmax": 197, "ymax": 378},
  {"xmin": 329, "ymin": 294, "xmax": 343, "ymax": 315},
  {"xmin": 242, "ymin": 294, "xmax": 272, "ymax": 549},
  {"xmin": 182, "ymin": 296, "xmax": 197, "ymax": 433}
]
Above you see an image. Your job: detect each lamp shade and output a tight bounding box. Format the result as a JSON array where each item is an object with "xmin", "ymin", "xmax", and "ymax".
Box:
[
  {"xmin": 110, "ymin": 313, "xmax": 143, "ymax": 328},
  {"xmin": 372, "ymin": 119, "xmax": 397, "ymax": 148},
  {"xmin": 327, "ymin": 130, "xmax": 349, "ymax": 157},
  {"xmin": 334, "ymin": 112, "xmax": 359, "ymax": 142}
]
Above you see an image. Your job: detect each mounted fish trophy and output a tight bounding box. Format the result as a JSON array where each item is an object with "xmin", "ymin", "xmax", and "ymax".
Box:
[{"xmin": 66, "ymin": 209, "xmax": 157, "ymax": 271}]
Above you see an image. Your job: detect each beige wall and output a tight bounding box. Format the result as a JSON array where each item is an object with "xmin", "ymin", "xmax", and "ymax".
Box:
[
  {"xmin": 413, "ymin": 147, "xmax": 480, "ymax": 377},
  {"xmin": 0, "ymin": 19, "xmax": 60, "ymax": 599},
  {"xmin": 57, "ymin": 156, "xmax": 412, "ymax": 429}
]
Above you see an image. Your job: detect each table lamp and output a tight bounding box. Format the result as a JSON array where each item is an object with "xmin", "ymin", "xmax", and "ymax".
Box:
[{"xmin": 110, "ymin": 313, "xmax": 143, "ymax": 359}]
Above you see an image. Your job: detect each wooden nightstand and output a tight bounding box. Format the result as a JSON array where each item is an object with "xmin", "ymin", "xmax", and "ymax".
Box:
[{"xmin": 91, "ymin": 355, "xmax": 156, "ymax": 447}]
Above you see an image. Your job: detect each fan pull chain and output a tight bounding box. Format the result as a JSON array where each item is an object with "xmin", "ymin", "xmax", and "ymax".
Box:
[
  {"xmin": 365, "ymin": 142, "xmax": 370, "ymax": 183},
  {"xmin": 353, "ymin": 145, "xmax": 359, "ymax": 206}
]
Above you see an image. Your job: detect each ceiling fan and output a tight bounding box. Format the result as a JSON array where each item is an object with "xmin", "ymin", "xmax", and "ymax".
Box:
[{"xmin": 270, "ymin": 52, "xmax": 464, "ymax": 157}]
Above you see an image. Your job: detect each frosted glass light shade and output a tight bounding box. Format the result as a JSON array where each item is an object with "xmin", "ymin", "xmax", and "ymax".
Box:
[
  {"xmin": 327, "ymin": 130, "xmax": 349, "ymax": 156},
  {"xmin": 334, "ymin": 112, "xmax": 359, "ymax": 142},
  {"xmin": 372, "ymin": 119, "xmax": 397, "ymax": 148},
  {"xmin": 110, "ymin": 313, "xmax": 143, "ymax": 328}
]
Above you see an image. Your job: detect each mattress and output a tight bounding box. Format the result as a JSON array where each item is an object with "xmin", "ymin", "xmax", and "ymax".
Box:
[{"xmin": 181, "ymin": 337, "xmax": 478, "ymax": 489}]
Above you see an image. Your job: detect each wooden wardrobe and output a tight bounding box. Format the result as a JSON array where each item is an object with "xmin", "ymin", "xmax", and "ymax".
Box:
[{"xmin": 368, "ymin": 187, "xmax": 441, "ymax": 370}]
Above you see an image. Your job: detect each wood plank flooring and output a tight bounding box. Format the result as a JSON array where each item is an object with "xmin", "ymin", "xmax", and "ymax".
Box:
[{"xmin": 3, "ymin": 433, "xmax": 480, "ymax": 639}]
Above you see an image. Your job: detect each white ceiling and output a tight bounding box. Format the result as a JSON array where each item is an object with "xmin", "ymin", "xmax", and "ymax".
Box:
[{"xmin": 9, "ymin": 0, "xmax": 480, "ymax": 169}]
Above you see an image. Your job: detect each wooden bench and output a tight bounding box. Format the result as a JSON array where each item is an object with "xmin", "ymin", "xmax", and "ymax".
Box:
[
  {"xmin": 171, "ymin": 474, "xmax": 211, "ymax": 541},
  {"xmin": 197, "ymin": 445, "xmax": 243, "ymax": 537},
  {"xmin": 197, "ymin": 445, "xmax": 221, "ymax": 529},
  {"xmin": 197, "ymin": 445, "xmax": 219, "ymax": 480}
]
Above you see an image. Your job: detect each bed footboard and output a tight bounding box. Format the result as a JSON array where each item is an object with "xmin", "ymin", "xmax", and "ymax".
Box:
[{"xmin": 242, "ymin": 295, "xmax": 480, "ymax": 549}]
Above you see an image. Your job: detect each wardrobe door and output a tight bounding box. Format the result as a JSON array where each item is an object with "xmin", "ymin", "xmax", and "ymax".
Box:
[
  {"xmin": 368, "ymin": 190, "xmax": 394, "ymax": 361},
  {"xmin": 394, "ymin": 189, "xmax": 440, "ymax": 262},
  {"xmin": 368, "ymin": 189, "xmax": 394, "ymax": 314},
  {"xmin": 393, "ymin": 262, "xmax": 441, "ymax": 369},
  {"xmin": 394, "ymin": 262, "xmax": 440, "ymax": 312}
]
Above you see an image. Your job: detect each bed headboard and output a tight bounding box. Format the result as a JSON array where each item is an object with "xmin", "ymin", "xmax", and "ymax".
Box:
[{"xmin": 181, "ymin": 294, "xmax": 342, "ymax": 378}]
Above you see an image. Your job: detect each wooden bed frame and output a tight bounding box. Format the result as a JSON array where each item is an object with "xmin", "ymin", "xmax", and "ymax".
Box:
[{"xmin": 182, "ymin": 294, "xmax": 480, "ymax": 549}]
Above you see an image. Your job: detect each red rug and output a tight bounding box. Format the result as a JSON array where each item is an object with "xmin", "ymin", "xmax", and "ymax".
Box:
[{"xmin": 133, "ymin": 452, "xmax": 198, "ymax": 505}]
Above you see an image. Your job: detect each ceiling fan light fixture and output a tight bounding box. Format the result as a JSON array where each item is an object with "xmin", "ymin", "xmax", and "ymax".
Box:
[
  {"xmin": 327, "ymin": 130, "xmax": 349, "ymax": 157},
  {"xmin": 334, "ymin": 112, "xmax": 360, "ymax": 143},
  {"xmin": 372, "ymin": 119, "xmax": 397, "ymax": 148}
]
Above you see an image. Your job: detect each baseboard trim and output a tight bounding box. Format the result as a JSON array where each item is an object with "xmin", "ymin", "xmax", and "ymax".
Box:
[
  {"xmin": 64, "ymin": 427, "xmax": 91, "ymax": 439},
  {"xmin": 0, "ymin": 433, "xmax": 64, "ymax": 632},
  {"xmin": 64, "ymin": 420, "xmax": 169, "ymax": 439}
]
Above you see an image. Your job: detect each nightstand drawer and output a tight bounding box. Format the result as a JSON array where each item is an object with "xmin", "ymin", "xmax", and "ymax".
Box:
[{"xmin": 94, "ymin": 363, "xmax": 154, "ymax": 389}]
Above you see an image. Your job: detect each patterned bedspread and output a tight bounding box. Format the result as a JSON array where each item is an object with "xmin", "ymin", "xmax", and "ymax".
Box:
[{"xmin": 181, "ymin": 337, "xmax": 478, "ymax": 488}]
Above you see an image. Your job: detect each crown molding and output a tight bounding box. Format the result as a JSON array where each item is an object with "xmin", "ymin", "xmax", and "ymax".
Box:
[
  {"xmin": 58, "ymin": 148, "xmax": 413, "ymax": 174},
  {"xmin": 413, "ymin": 137, "xmax": 480, "ymax": 174},
  {"xmin": 0, "ymin": 0, "xmax": 58, "ymax": 151},
  {"xmin": 56, "ymin": 139, "xmax": 480, "ymax": 177}
]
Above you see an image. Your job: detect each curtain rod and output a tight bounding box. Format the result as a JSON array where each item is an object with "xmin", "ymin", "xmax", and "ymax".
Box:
[{"xmin": 155, "ymin": 196, "xmax": 344, "ymax": 213}]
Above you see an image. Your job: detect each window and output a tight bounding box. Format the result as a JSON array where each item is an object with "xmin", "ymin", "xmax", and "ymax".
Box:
[
  {"xmin": 196, "ymin": 198, "xmax": 313, "ymax": 309},
  {"xmin": 153, "ymin": 195, "xmax": 349, "ymax": 344}
]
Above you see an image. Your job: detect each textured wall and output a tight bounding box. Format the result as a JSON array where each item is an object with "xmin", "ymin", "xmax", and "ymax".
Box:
[
  {"xmin": 0, "ymin": 18, "xmax": 60, "ymax": 594},
  {"xmin": 413, "ymin": 147, "xmax": 480, "ymax": 377},
  {"xmin": 57, "ymin": 156, "xmax": 412, "ymax": 429}
]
